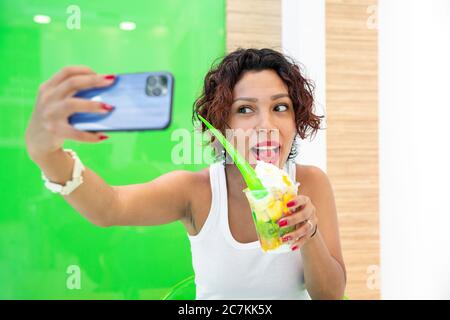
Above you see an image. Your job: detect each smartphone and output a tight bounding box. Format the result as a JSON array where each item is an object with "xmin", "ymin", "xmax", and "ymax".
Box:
[{"xmin": 68, "ymin": 71, "xmax": 174, "ymax": 132}]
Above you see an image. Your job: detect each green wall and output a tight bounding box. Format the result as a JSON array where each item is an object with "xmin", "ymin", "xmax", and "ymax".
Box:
[{"xmin": 0, "ymin": 0, "xmax": 225, "ymax": 299}]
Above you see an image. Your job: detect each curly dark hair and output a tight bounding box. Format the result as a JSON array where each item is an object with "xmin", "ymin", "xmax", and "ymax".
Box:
[{"xmin": 192, "ymin": 48, "xmax": 323, "ymax": 159}]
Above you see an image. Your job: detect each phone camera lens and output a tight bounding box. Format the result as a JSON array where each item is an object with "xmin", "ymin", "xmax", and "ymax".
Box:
[
  {"xmin": 159, "ymin": 75, "xmax": 168, "ymax": 86},
  {"xmin": 152, "ymin": 87, "xmax": 162, "ymax": 96},
  {"xmin": 148, "ymin": 76, "xmax": 158, "ymax": 86}
]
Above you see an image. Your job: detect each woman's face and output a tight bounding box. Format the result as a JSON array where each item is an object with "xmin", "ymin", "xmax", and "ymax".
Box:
[{"xmin": 226, "ymin": 69, "xmax": 297, "ymax": 168}]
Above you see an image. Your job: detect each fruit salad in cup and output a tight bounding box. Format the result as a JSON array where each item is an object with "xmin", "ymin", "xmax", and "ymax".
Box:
[{"xmin": 243, "ymin": 161, "xmax": 300, "ymax": 253}]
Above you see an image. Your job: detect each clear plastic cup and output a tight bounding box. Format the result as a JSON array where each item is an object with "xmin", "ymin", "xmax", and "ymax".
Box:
[{"xmin": 243, "ymin": 182, "xmax": 300, "ymax": 253}]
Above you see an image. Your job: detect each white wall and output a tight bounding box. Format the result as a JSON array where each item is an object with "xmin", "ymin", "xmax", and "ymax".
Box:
[
  {"xmin": 379, "ymin": 0, "xmax": 450, "ymax": 299},
  {"xmin": 282, "ymin": 0, "xmax": 327, "ymax": 172}
]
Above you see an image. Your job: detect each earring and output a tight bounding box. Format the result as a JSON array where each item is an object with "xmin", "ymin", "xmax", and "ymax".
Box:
[
  {"xmin": 222, "ymin": 148, "xmax": 226, "ymax": 166},
  {"xmin": 287, "ymin": 136, "xmax": 299, "ymax": 162}
]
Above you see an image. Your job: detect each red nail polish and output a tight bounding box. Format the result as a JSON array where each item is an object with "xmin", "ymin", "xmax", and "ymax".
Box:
[
  {"xmin": 287, "ymin": 200, "xmax": 296, "ymax": 207},
  {"xmin": 98, "ymin": 135, "xmax": 109, "ymax": 140},
  {"xmin": 101, "ymin": 103, "xmax": 114, "ymax": 111},
  {"xmin": 291, "ymin": 245, "xmax": 298, "ymax": 251},
  {"xmin": 278, "ymin": 219, "xmax": 288, "ymax": 227},
  {"xmin": 282, "ymin": 235, "xmax": 291, "ymax": 242},
  {"xmin": 104, "ymin": 74, "xmax": 115, "ymax": 80}
]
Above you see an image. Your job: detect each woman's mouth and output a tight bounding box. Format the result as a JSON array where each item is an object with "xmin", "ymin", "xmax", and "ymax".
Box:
[{"xmin": 250, "ymin": 142, "xmax": 281, "ymax": 165}]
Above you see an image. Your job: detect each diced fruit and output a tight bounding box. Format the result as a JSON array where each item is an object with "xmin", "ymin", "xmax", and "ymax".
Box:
[
  {"xmin": 255, "ymin": 220, "xmax": 278, "ymax": 239},
  {"xmin": 282, "ymin": 193, "xmax": 295, "ymax": 215},
  {"xmin": 260, "ymin": 235, "xmax": 281, "ymax": 252},
  {"xmin": 282, "ymin": 174, "xmax": 292, "ymax": 187},
  {"xmin": 267, "ymin": 200, "xmax": 283, "ymax": 221},
  {"xmin": 283, "ymin": 193, "xmax": 295, "ymax": 204},
  {"xmin": 253, "ymin": 209, "xmax": 270, "ymax": 223}
]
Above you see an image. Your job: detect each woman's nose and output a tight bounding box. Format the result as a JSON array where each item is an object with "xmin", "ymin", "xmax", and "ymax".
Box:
[
  {"xmin": 258, "ymin": 114, "xmax": 275, "ymax": 130},
  {"xmin": 255, "ymin": 113, "xmax": 278, "ymax": 134}
]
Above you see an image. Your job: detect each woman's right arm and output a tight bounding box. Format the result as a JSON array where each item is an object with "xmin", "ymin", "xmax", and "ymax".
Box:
[{"xmin": 25, "ymin": 66, "xmax": 193, "ymax": 228}]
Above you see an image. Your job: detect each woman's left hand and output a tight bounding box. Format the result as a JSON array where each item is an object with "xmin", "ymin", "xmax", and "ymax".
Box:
[{"xmin": 277, "ymin": 195, "xmax": 319, "ymax": 251}]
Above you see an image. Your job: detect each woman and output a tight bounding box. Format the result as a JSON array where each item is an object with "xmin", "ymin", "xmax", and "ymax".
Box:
[{"xmin": 25, "ymin": 48, "xmax": 346, "ymax": 299}]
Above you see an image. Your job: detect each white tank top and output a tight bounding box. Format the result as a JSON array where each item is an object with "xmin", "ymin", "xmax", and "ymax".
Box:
[{"xmin": 187, "ymin": 161, "xmax": 311, "ymax": 300}]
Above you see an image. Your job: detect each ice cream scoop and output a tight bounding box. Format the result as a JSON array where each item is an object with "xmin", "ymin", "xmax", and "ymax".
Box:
[{"xmin": 254, "ymin": 160, "xmax": 298, "ymax": 195}]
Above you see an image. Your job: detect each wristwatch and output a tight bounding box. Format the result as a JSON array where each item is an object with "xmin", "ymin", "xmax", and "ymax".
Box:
[{"xmin": 41, "ymin": 149, "xmax": 85, "ymax": 195}]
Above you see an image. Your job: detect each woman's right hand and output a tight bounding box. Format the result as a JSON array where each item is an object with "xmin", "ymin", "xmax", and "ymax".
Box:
[{"xmin": 25, "ymin": 65, "xmax": 116, "ymax": 161}]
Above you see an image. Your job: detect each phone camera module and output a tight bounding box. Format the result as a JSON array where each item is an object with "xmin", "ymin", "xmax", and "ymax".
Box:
[{"xmin": 146, "ymin": 74, "xmax": 168, "ymax": 97}]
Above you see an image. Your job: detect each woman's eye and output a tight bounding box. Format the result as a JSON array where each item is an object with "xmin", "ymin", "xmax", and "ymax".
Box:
[
  {"xmin": 274, "ymin": 104, "xmax": 288, "ymax": 112},
  {"xmin": 238, "ymin": 106, "xmax": 253, "ymax": 114},
  {"xmin": 237, "ymin": 104, "xmax": 289, "ymax": 113}
]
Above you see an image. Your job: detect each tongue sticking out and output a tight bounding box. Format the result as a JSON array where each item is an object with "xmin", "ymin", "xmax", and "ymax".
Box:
[{"xmin": 255, "ymin": 148, "xmax": 280, "ymax": 165}]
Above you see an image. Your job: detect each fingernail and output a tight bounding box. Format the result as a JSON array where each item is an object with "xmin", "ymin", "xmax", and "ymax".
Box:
[
  {"xmin": 278, "ymin": 219, "xmax": 288, "ymax": 227},
  {"xmin": 99, "ymin": 134, "xmax": 109, "ymax": 140},
  {"xmin": 101, "ymin": 103, "xmax": 114, "ymax": 111},
  {"xmin": 291, "ymin": 245, "xmax": 299, "ymax": 251},
  {"xmin": 104, "ymin": 74, "xmax": 115, "ymax": 80},
  {"xmin": 287, "ymin": 200, "xmax": 296, "ymax": 207},
  {"xmin": 281, "ymin": 235, "xmax": 292, "ymax": 242}
]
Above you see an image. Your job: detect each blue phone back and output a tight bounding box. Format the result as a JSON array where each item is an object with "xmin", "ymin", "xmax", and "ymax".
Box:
[{"xmin": 68, "ymin": 72, "xmax": 174, "ymax": 131}]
